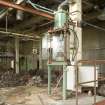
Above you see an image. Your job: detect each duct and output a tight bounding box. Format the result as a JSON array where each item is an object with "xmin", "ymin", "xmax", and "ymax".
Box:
[{"xmin": 16, "ymin": 10, "xmax": 24, "ymax": 20}]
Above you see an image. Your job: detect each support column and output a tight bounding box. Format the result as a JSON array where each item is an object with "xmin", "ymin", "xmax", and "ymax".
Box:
[
  {"xmin": 39, "ymin": 39, "xmax": 42, "ymax": 69},
  {"xmin": 69, "ymin": 0, "xmax": 82, "ymax": 61},
  {"xmin": 15, "ymin": 37, "xmax": 19, "ymax": 74},
  {"xmin": 63, "ymin": 65, "xmax": 67, "ymax": 100},
  {"xmin": 48, "ymin": 65, "xmax": 51, "ymax": 95},
  {"xmin": 69, "ymin": 1, "xmax": 82, "ymax": 104}
]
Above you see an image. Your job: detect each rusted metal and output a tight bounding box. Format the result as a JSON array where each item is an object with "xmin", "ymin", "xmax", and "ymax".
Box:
[
  {"xmin": 77, "ymin": 60, "xmax": 105, "ymax": 64},
  {"xmin": 0, "ymin": 0, "xmax": 54, "ymax": 20},
  {"xmin": 79, "ymin": 78, "xmax": 105, "ymax": 85},
  {"xmin": 76, "ymin": 59, "xmax": 105, "ymax": 105}
]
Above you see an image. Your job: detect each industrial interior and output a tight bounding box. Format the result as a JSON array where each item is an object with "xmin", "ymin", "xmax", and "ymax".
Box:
[{"xmin": 0, "ymin": 0, "xmax": 105, "ymax": 105}]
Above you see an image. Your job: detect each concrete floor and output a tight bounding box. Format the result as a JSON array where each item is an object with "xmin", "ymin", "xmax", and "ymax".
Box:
[
  {"xmin": 51, "ymin": 96, "xmax": 104, "ymax": 105},
  {"xmin": 0, "ymin": 86, "xmax": 104, "ymax": 105}
]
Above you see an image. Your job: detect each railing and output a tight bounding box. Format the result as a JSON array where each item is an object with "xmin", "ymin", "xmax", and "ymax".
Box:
[{"xmin": 75, "ymin": 60, "xmax": 105, "ymax": 105}]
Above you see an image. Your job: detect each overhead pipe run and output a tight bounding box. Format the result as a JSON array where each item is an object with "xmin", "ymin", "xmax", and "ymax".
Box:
[
  {"xmin": 0, "ymin": 0, "xmax": 54, "ymax": 20},
  {"xmin": 0, "ymin": 30, "xmax": 34, "ymax": 38},
  {"xmin": 27, "ymin": 0, "xmax": 54, "ymax": 15},
  {"xmin": 0, "ymin": 0, "xmax": 24, "ymax": 20},
  {"xmin": 0, "ymin": 30, "xmax": 41, "ymax": 41}
]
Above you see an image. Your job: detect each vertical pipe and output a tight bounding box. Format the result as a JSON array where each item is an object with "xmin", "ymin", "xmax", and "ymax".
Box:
[
  {"xmin": 25, "ymin": 55, "xmax": 27, "ymax": 71},
  {"xmin": 69, "ymin": 0, "xmax": 82, "ymax": 103},
  {"xmin": 15, "ymin": 37, "xmax": 19, "ymax": 74},
  {"xmin": 63, "ymin": 65, "xmax": 67, "ymax": 100},
  {"xmin": 48, "ymin": 33, "xmax": 52, "ymax": 63},
  {"xmin": 69, "ymin": 0, "xmax": 82, "ymax": 61},
  {"xmin": 64, "ymin": 31, "xmax": 67, "ymax": 62},
  {"xmin": 76, "ymin": 64, "xmax": 78, "ymax": 105},
  {"xmin": 94, "ymin": 63, "xmax": 97, "ymax": 104},
  {"xmin": 48, "ymin": 65, "xmax": 51, "ymax": 95},
  {"xmin": 39, "ymin": 39, "xmax": 42, "ymax": 69}
]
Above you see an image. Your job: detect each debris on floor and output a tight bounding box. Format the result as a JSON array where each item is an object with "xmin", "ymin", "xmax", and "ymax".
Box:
[
  {"xmin": 0, "ymin": 86, "xmax": 104, "ymax": 105},
  {"xmin": 98, "ymin": 84, "xmax": 105, "ymax": 96},
  {"xmin": 0, "ymin": 69, "xmax": 46, "ymax": 88}
]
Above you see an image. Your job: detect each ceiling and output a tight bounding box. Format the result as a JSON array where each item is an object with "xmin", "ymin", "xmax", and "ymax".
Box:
[{"xmin": 0, "ymin": 0, "xmax": 104, "ymax": 41}]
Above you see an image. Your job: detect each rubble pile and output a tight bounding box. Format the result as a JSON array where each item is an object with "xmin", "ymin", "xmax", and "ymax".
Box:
[
  {"xmin": 0, "ymin": 71, "xmax": 28, "ymax": 88},
  {"xmin": 0, "ymin": 69, "xmax": 47, "ymax": 88},
  {"xmin": 0, "ymin": 68, "xmax": 61, "ymax": 88}
]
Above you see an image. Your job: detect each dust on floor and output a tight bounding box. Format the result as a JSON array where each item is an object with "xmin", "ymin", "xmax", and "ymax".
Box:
[{"xmin": 0, "ymin": 86, "xmax": 104, "ymax": 105}]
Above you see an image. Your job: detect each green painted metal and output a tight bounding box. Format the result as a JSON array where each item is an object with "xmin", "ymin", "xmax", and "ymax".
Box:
[
  {"xmin": 47, "ymin": 61, "xmax": 67, "ymax": 99},
  {"xmin": 63, "ymin": 65, "xmax": 67, "ymax": 100},
  {"xmin": 54, "ymin": 9, "xmax": 67, "ymax": 29},
  {"xmin": 47, "ymin": 61, "xmax": 67, "ymax": 66},
  {"xmin": 27, "ymin": 0, "xmax": 54, "ymax": 15},
  {"xmin": 48, "ymin": 65, "xmax": 52, "ymax": 95}
]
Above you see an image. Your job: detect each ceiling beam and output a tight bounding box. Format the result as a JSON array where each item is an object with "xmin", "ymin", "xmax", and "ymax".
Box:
[{"xmin": 0, "ymin": 0, "xmax": 54, "ymax": 20}]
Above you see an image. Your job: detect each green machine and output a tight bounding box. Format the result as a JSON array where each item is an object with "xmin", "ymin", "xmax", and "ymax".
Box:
[
  {"xmin": 47, "ymin": 8, "xmax": 69, "ymax": 100},
  {"xmin": 54, "ymin": 9, "xmax": 67, "ymax": 29}
]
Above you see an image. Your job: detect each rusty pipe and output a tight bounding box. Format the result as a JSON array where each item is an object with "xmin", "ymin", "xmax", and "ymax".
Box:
[{"xmin": 0, "ymin": 0, "xmax": 54, "ymax": 20}]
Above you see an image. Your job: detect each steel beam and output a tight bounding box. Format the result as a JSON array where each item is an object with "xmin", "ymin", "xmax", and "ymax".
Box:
[{"xmin": 0, "ymin": 0, "xmax": 54, "ymax": 20}]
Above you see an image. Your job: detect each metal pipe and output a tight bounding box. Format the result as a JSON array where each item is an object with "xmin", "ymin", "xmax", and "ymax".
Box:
[
  {"xmin": 15, "ymin": 37, "xmax": 19, "ymax": 74},
  {"xmin": 75, "ymin": 59, "xmax": 105, "ymax": 105},
  {"xmin": 79, "ymin": 78, "xmax": 105, "ymax": 85},
  {"xmin": 0, "ymin": 0, "xmax": 24, "ymax": 20},
  {"xmin": 48, "ymin": 65, "xmax": 52, "ymax": 95},
  {"xmin": 77, "ymin": 60, "xmax": 105, "ymax": 64},
  {"xmin": 0, "ymin": 30, "xmax": 34, "ymax": 38},
  {"xmin": 27, "ymin": 0, "xmax": 54, "ymax": 13},
  {"xmin": 94, "ymin": 63, "xmax": 96, "ymax": 104},
  {"xmin": 27, "ymin": 0, "xmax": 54, "ymax": 15},
  {"xmin": 63, "ymin": 65, "xmax": 67, "ymax": 100},
  {"xmin": 75, "ymin": 65, "xmax": 79, "ymax": 105},
  {"xmin": 58, "ymin": 0, "xmax": 69, "ymax": 10},
  {"xmin": 0, "ymin": 0, "xmax": 54, "ymax": 20}
]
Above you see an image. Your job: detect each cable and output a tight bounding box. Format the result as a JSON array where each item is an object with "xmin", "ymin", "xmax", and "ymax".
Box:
[
  {"xmin": 69, "ymin": 28, "xmax": 79, "ymax": 61},
  {"xmin": 66, "ymin": 17, "xmax": 79, "ymax": 61}
]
